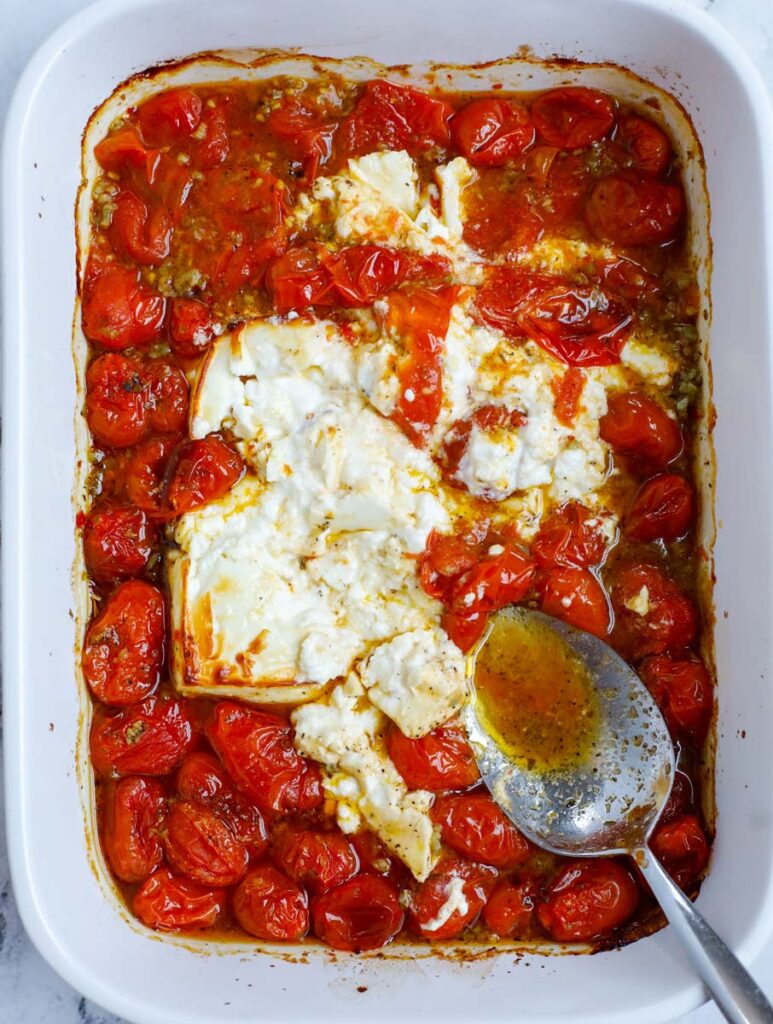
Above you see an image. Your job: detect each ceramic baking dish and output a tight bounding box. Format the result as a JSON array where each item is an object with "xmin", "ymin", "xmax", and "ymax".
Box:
[{"xmin": 4, "ymin": 0, "xmax": 773, "ymax": 1021}]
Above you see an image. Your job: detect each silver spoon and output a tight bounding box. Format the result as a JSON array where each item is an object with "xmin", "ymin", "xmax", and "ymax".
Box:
[{"xmin": 463, "ymin": 606, "xmax": 773, "ymax": 1024}]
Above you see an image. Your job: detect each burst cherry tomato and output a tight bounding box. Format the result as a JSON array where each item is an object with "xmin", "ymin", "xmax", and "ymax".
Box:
[
  {"xmin": 611, "ymin": 563, "xmax": 698, "ymax": 659},
  {"xmin": 312, "ymin": 875, "xmax": 404, "ymax": 952},
  {"xmin": 85, "ymin": 353, "xmax": 149, "ymax": 449},
  {"xmin": 325, "ymin": 245, "xmax": 411, "ymax": 306},
  {"xmin": 650, "ymin": 814, "xmax": 710, "ymax": 889},
  {"xmin": 532, "ymin": 87, "xmax": 615, "ymax": 149},
  {"xmin": 94, "ymin": 128, "xmax": 160, "ymax": 179},
  {"xmin": 417, "ymin": 519, "xmax": 493, "ymax": 599},
  {"xmin": 267, "ymin": 99, "xmax": 336, "ymax": 180},
  {"xmin": 483, "ymin": 878, "xmax": 538, "ymax": 938},
  {"xmin": 82, "ymin": 504, "xmax": 157, "ymax": 583},
  {"xmin": 168, "ymin": 298, "xmax": 215, "ymax": 357},
  {"xmin": 387, "ymin": 723, "xmax": 479, "ymax": 792},
  {"xmin": 103, "ymin": 776, "xmax": 166, "ymax": 883},
  {"xmin": 138, "ymin": 87, "xmax": 203, "ymax": 146},
  {"xmin": 124, "ymin": 435, "xmax": 179, "ymax": 511},
  {"xmin": 342, "ymin": 79, "xmax": 453, "ymax": 156},
  {"xmin": 540, "ymin": 568, "xmax": 611, "ymax": 638},
  {"xmin": 537, "ymin": 859, "xmax": 639, "ymax": 941},
  {"xmin": 616, "ymin": 115, "xmax": 671, "ymax": 176},
  {"xmin": 532, "ymin": 503, "xmax": 609, "ymax": 569},
  {"xmin": 586, "ymin": 171, "xmax": 685, "ymax": 246},
  {"xmin": 82, "ymin": 580, "xmax": 165, "ymax": 705},
  {"xmin": 164, "ymin": 435, "xmax": 244, "ymax": 515},
  {"xmin": 90, "ymin": 693, "xmax": 196, "ymax": 777},
  {"xmin": 409, "ymin": 858, "xmax": 497, "ymax": 940},
  {"xmin": 639, "ymin": 655, "xmax": 713, "ymax": 744},
  {"xmin": 233, "ymin": 865, "xmax": 309, "ymax": 941},
  {"xmin": 451, "ymin": 98, "xmax": 534, "ymax": 166},
  {"xmin": 551, "ymin": 368, "xmax": 586, "ymax": 426},
  {"xmin": 272, "ymin": 828, "xmax": 359, "ymax": 893},
  {"xmin": 133, "ymin": 867, "xmax": 224, "ymax": 932},
  {"xmin": 164, "ymin": 801, "xmax": 248, "ymax": 887},
  {"xmin": 144, "ymin": 361, "xmax": 189, "ymax": 434},
  {"xmin": 600, "ymin": 391, "xmax": 683, "ymax": 469},
  {"xmin": 81, "ymin": 265, "xmax": 166, "ymax": 349},
  {"xmin": 432, "ymin": 794, "xmax": 530, "ymax": 868},
  {"xmin": 626, "ymin": 473, "xmax": 695, "ymax": 542},
  {"xmin": 192, "ymin": 104, "xmax": 230, "ymax": 169},
  {"xmin": 207, "ymin": 702, "xmax": 323, "ymax": 816},
  {"xmin": 109, "ymin": 190, "xmax": 172, "ymax": 266}
]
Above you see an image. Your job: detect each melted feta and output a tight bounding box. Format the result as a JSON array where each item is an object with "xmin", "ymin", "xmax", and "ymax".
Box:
[{"xmin": 419, "ymin": 874, "xmax": 469, "ymax": 933}]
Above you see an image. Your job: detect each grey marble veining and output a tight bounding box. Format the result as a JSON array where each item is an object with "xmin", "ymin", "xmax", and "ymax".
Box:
[{"xmin": 1, "ymin": 0, "xmax": 771, "ymax": 1021}]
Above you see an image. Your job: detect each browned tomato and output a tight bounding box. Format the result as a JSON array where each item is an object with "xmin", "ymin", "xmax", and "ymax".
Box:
[
  {"xmin": 451, "ymin": 97, "xmax": 534, "ymax": 166},
  {"xmin": 650, "ymin": 815, "xmax": 710, "ymax": 889},
  {"xmin": 164, "ymin": 435, "xmax": 244, "ymax": 515}
]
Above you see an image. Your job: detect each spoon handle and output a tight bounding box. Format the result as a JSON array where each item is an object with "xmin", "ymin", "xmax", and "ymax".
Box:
[{"xmin": 637, "ymin": 848, "xmax": 773, "ymax": 1024}]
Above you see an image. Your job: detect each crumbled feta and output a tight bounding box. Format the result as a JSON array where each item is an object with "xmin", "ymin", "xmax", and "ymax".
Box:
[
  {"xmin": 624, "ymin": 585, "xmax": 651, "ymax": 616},
  {"xmin": 419, "ymin": 874, "xmax": 469, "ymax": 933}
]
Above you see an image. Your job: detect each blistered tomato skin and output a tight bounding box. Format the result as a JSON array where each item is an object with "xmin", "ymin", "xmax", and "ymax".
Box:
[
  {"xmin": 451, "ymin": 98, "xmax": 534, "ymax": 166},
  {"xmin": 432, "ymin": 794, "xmax": 531, "ymax": 868},
  {"xmin": 483, "ymin": 879, "xmax": 538, "ymax": 938},
  {"xmin": 537, "ymin": 860, "xmax": 639, "ymax": 942},
  {"xmin": 650, "ymin": 815, "xmax": 710, "ymax": 890},
  {"xmin": 612, "ymin": 564, "xmax": 699, "ymax": 660},
  {"xmin": 600, "ymin": 391, "xmax": 683, "ymax": 470},
  {"xmin": 85, "ymin": 353, "xmax": 149, "ymax": 449},
  {"xmin": 312, "ymin": 875, "xmax": 404, "ymax": 952},
  {"xmin": 272, "ymin": 828, "xmax": 359, "ymax": 894},
  {"xmin": 90, "ymin": 694, "xmax": 196, "ymax": 777},
  {"xmin": 164, "ymin": 435, "xmax": 245, "ymax": 515},
  {"xmin": 103, "ymin": 776, "xmax": 166, "ymax": 883},
  {"xmin": 234, "ymin": 865, "xmax": 310, "ymax": 941},
  {"xmin": 626, "ymin": 474, "xmax": 696, "ymax": 543},
  {"xmin": 409, "ymin": 858, "xmax": 498, "ymax": 940},
  {"xmin": 586, "ymin": 171, "xmax": 685, "ymax": 246},
  {"xmin": 168, "ymin": 298, "xmax": 215, "ymax": 357},
  {"xmin": 387, "ymin": 723, "xmax": 480, "ymax": 792},
  {"xmin": 164, "ymin": 801, "xmax": 249, "ymax": 887},
  {"xmin": 133, "ymin": 867, "xmax": 225, "ymax": 932},
  {"xmin": 532, "ymin": 87, "xmax": 615, "ymax": 149},
  {"xmin": 539, "ymin": 568, "xmax": 611, "ymax": 638},
  {"xmin": 81, "ymin": 266, "xmax": 166, "ymax": 350},
  {"xmin": 82, "ymin": 505, "xmax": 158, "ymax": 583},
  {"xmin": 639, "ymin": 655, "xmax": 713, "ymax": 744}
]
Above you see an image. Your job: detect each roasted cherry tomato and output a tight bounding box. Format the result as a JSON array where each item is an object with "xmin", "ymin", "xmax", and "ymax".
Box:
[
  {"xmin": 90, "ymin": 693, "xmax": 196, "ymax": 777},
  {"xmin": 611, "ymin": 563, "xmax": 698, "ymax": 659},
  {"xmin": 532, "ymin": 502, "xmax": 609, "ymax": 569},
  {"xmin": 133, "ymin": 867, "xmax": 225, "ymax": 932},
  {"xmin": 476, "ymin": 269, "xmax": 632, "ymax": 367},
  {"xmin": 451, "ymin": 98, "xmax": 534, "ymax": 166},
  {"xmin": 192, "ymin": 104, "xmax": 230, "ymax": 170},
  {"xmin": 82, "ymin": 580, "xmax": 165, "ymax": 705},
  {"xmin": 650, "ymin": 814, "xmax": 710, "ymax": 890},
  {"xmin": 539, "ymin": 568, "xmax": 611, "ymax": 638},
  {"xmin": 537, "ymin": 859, "xmax": 639, "ymax": 942},
  {"xmin": 82, "ymin": 504, "xmax": 157, "ymax": 583},
  {"xmin": 639, "ymin": 654, "xmax": 713, "ymax": 744},
  {"xmin": 312, "ymin": 875, "xmax": 404, "ymax": 952},
  {"xmin": 417, "ymin": 519, "xmax": 493, "ymax": 599},
  {"xmin": 272, "ymin": 827, "xmax": 359, "ymax": 894},
  {"xmin": 85, "ymin": 353, "xmax": 149, "ymax": 449},
  {"xmin": 151, "ymin": 153, "xmax": 194, "ymax": 219},
  {"xmin": 266, "ymin": 245, "xmax": 334, "ymax": 311},
  {"xmin": 233, "ymin": 865, "xmax": 309, "ymax": 941},
  {"xmin": 207, "ymin": 702, "xmax": 323, "ymax": 816},
  {"xmin": 626, "ymin": 473, "xmax": 695, "ymax": 542},
  {"xmin": 586, "ymin": 171, "xmax": 685, "ymax": 246},
  {"xmin": 600, "ymin": 257, "xmax": 661, "ymax": 304},
  {"xmin": 267, "ymin": 98, "xmax": 337, "ymax": 180},
  {"xmin": 138, "ymin": 87, "xmax": 203, "ymax": 146},
  {"xmin": 124, "ymin": 435, "xmax": 179, "ymax": 512},
  {"xmin": 482, "ymin": 878, "xmax": 538, "ymax": 938},
  {"xmin": 109, "ymin": 190, "xmax": 172, "ymax": 266},
  {"xmin": 176, "ymin": 751, "xmax": 268, "ymax": 857},
  {"xmin": 532, "ymin": 87, "xmax": 615, "ymax": 149},
  {"xmin": 164, "ymin": 801, "xmax": 249, "ymax": 887},
  {"xmin": 164, "ymin": 435, "xmax": 244, "ymax": 515},
  {"xmin": 342, "ymin": 79, "xmax": 453, "ymax": 156},
  {"xmin": 443, "ymin": 545, "xmax": 536, "ymax": 652},
  {"xmin": 103, "ymin": 776, "xmax": 166, "ymax": 883},
  {"xmin": 616, "ymin": 114, "xmax": 671, "ymax": 176},
  {"xmin": 168, "ymin": 298, "xmax": 215, "ymax": 358},
  {"xmin": 600, "ymin": 391, "xmax": 683, "ymax": 470},
  {"xmin": 81, "ymin": 265, "xmax": 166, "ymax": 350},
  {"xmin": 325, "ymin": 245, "xmax": 412, "ymax": 306},
  {"xmin": 94, "ymin": 127, "xmax": 160, "ymax": 179},
  {"xmin": 432, "ymin": 794, "xmax": 530, "ymax": 868},
  {"xmin": 144, "ymin": 360, "xmax": 189, "ymax": 434},
  {"xmin": 551, "ymin": 368, "xmax": 586, "ymax": 427},
  {"xmin": 408, "ymin": 857, "xmax": 498, "ymax": 940},
  {"xmin": 387, "ymin": 723, "xmax": 480, "ymax": 792}
]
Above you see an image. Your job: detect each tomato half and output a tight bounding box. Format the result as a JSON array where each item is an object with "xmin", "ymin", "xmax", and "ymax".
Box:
[
  {"xmin": 164, "ymin": 435, "xmax": 245, "ymax": 515},
  {"xmin": 164, "ymin": 801, "xmax": 249, "ymax": 886},
  {"xmin": 207, "ymin": 702, "xmax": 323, "ymax": 816},
  {"xmin": 133, "ymin": 867, "xmax": 225, "ymax": 931},
  {"xmin": 539, "ymin": 568, "xmax": 611, "ymax": 638},
  {"xmin": 611, "ymin": 563, "xmax": 699, "ymax": 659},
  {"xmin": 312, "ymin": 875, "xmax": 404, "ymax": 952},
  {"xmin": 234, "ymin": 865, "xmax": 310, "ymax": 941},
  {"xmin": 272, "ymin": 827, "xmax": 359, "ymax": 893},
  {"xmin": 138, "ymin": 87, "xmax": 203, "ymax": 146},
  {"xmin": 90, "ymin": 693, "xmax": 196, "ymax": 777},
  {"xmin": 103, "ymin": 776, "xmax": 166, "ymax": 883},
  {"xmin": 482, "ymin": 878, "xmax": 538, "ymax": 938},
  {"xmin": 586, "ymin": 171, "xmax": 685, "ymax": 246},
  {"xmin": 626, "ymin": 473, "xmax": 695, "ymax": 542},
  {"xmin": 85, "ymin": 353, "xmax": 149, "ymax": 449},
  {"xmin": 109, "ymin": 190, "xmax": 172, "ymax": 266},
  {"xmin": 387, "ymin": 723, "xmax": 480, "ymax": 792},
  {"xmin": 537, "ymin": 859, "xmax": 639, "ymax": 942},
  {"xmin": 432, "ymin": 794, "xmax": 530, "ymax": 868},
  {"xmin": 650, "ymin": 814, "xmax": 710, "ymax": 890},
  {"xmin": 451, "ymin": 98, "xmax": 534, "ymax": 166},
  {"xmin": 532, "ymin": 502, "xmax": 609, "ymax": 569},
  {"xmin": 82, "ymin": 265, "xmax": 166, "ymax": 349},
  {"xmin": 82, "ymin": 504, "xmax": 157, "ymax": 583},
  {"xmin": 342, "ymin": 79, "xmax": 453, "ymax": 156},
  {"xmin": 532, "ymin": 87, "xmax": 615, "ymax": 149},
  {"xmin": 616, "ymin": 115, "xmax": 671, "ymax": 177},
  {"xmin": 600, "ymin": 391, "xmax": 683, "ymax": 469},
  {"xmin": 639, "ymin": 654, "xmax": 713, "ymax": 744},
  {"xmin": 82, "ymin": 580, "xmax": 165, "ymax": 705},
  {"xmin": 408, "ymin": 858, "xmax": 497, "ymax": 940}
]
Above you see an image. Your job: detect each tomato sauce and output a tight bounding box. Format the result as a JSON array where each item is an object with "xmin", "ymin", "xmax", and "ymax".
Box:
[{"xmin": 79, "ymin": 71, "xmax": 711, "ymax": 952}]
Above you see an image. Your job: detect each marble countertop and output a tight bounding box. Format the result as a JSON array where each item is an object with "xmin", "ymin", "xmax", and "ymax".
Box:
[{"xmin": 1, "ymin": 0, "xmax": 772, "ymax": 1021}]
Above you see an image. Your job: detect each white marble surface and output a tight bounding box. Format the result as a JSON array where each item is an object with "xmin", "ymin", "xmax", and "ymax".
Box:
[{"xmin": 1, "ymin": 0, "xmax": 772, "ymax": 1021}]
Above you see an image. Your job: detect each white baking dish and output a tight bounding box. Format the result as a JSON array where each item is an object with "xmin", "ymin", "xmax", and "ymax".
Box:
[{"xmin": 4, "ymin": 0, "xmax": 773, "ymax": 1021}]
